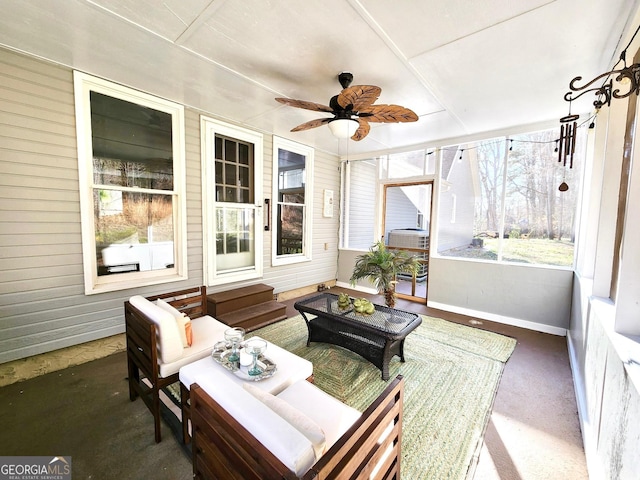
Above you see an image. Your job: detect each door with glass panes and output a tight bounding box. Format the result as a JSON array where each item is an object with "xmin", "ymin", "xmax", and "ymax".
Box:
[
  {"xmin": 382, "ymin": 182, "xmax": 433, "ymax": 302},
  {"xmin": 202, "ymin": 118, "xmax": 263, "ymax": 284}
]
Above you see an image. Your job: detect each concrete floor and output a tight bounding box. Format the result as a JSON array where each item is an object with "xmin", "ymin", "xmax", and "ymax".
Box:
[{"xmin": 0, "ymin": 287, "xmax": 588, "ymax": 479}]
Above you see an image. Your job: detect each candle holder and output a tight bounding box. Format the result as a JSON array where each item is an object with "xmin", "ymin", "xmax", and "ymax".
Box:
[
  {"xmin": 245, "ymin": 338, "xmax": 267, "ymax": 376},
  {"xmin": 223, "ymin": 327, "xmax": 245, "ymax": 363}
]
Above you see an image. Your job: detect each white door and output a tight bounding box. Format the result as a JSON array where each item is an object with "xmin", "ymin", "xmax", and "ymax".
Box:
[{"xmin": 202, "ymin": 117, "xmax": 263, "ymax": 285}]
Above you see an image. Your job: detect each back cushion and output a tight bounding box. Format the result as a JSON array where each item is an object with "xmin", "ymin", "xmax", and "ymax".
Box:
[
  {"xmin": 129, "ymin": 296, "xmax": 183, "ymax": 363},
  {"xmin": 194, "ymin": 374, "xmax": 316, "ymax": 477},
  {"xmin": 244, "ymin": 382, "xmax": 326, "ymax": 459},
  {"xmin": 156, "ymin": 298, "xmax": 192, "ymax": 347}
]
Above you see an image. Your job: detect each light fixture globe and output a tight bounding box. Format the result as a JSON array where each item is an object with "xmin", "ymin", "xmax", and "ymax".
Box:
[{"xmin": 328, "ymin": 118, "xmax": 359, "ymax": 138}]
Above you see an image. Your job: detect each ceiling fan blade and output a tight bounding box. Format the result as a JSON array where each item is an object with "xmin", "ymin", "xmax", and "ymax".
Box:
[
  {"xmin": 359, "ymin": 104, "xmax": 418, "ymax": 123},
  {"xmin": 275, "ymin": 97, "xmax": 333, "ymax": 113},
  {"xmin": 337, "ymin": 85, "xmax": 381, "ymax": 110},
  {"xmin": 351, "ymin": 119, "xmax": 370, "ymax": 141},
  {"xmin": 290, "ymin": 117, "xmax": 332, "ymax": 132}
]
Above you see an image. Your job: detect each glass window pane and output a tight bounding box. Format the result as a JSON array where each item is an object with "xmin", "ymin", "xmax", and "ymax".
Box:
[
  {"xmin": 239, "ymin": 143, "xmax": 249, "ymax": 165},
  {"xmin": 438, "ymin": 140, "xmax": 506, "ymax": 259},
  {"xmin": 436, "ymin": 128, "xmax": 583, "ymax": 266},
  {"xmin": 90, "ymin": 92, "xmax": 173, "ymax": 190},
  {"xmin": 224, "ymin": 139, "xmax": 236, "ymax": 162},
  {"xmin": 215, "ymin": 161, "xmax": 222, "ymax": 183},
  {"xmin": 239, "ymin": 166, "xmax": 249, "ymax": 187},
  {"xmin": 215, "ymin": 137, "xmax": 223, "ymax": 160},
  {"xmin": 276, "ymin": 148, "xmax": 306, "ymax": 256},
  {"xmin": 93, "ymin": 157, "xmax": 173, "ymax": 190},
  {"xmin": 277, "ymin": 204, "xmax": 304, "ymax": 254},
  {"xmin": 225, "ymin": 187, "xmax": 237, "ymax": 202},
  {"xmin": 500, "ymin": 130, "xmax": 581, "ymax": 266},
  {"xmin": 475, "ymin": 141, "xmax": 506, "ymax": 239},
  {"xmin": 225, "ymin": 208, "xmax": 238, "ymax": 230},
  {"xmin": 215, "ymin": 206, "xmax": 255, "ymax": 271},
  {"xmin": 225, "ymin": 233, "xmax": 237, "ymax": 253},
  {"xmin": 94, "ymin": 190, "xmax": 174, "ymax": 275},
  {"xmin": 215, "ymin": 135, "xmax": 254, "ymax": 204},
  {"xmin": 216, "ymin": 208, "xmax": 224, "ymax": 231},
  {"xmin": 225, "ymin": 163, "xmax": 236, "ymax": 185},
  {"xmin": 386, "ymin": 150, "xmax": 426, "ymax": 179},
  {"xmin": 216, "ymin": 233, "xmax": 224, "ymax": 254},
  {"xmin": 272, "ymin": 138, "xmax": 313, "ymax": 265},
  {"xmin": 282, "ymin": 192, "xmax": 304, "ymax": 204},
  {"xmin": 239, "ymin": 232, "xmax": 251, "ymax": 252}
]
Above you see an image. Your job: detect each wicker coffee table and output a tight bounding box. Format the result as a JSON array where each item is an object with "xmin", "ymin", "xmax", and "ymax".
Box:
[{"xmin": 294, "ymin": 292, "xmax": 422, "ymax": 380}]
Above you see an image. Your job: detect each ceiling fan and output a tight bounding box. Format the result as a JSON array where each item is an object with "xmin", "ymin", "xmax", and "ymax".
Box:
[{"xmin": 275, "ymin": 72, "xmax": 418, "ymax": 141}]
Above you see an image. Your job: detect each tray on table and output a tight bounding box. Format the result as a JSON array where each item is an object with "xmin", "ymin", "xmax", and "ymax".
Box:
[{"xmin": 211, "ymin": 342, "xmax": 277, "ymax": 381}]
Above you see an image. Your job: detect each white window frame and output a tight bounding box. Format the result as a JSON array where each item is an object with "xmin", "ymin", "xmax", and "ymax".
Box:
[
  {"xmin": 272, "ymin": 136, "xmax": 314, "ymax": 266},
  {"xmin": 201, "ymin": 117, "xmax": 264, "ymax": 285},
  {"xmin": 74, "ymin": 72, "xmax": 187, "ymax": 295}
]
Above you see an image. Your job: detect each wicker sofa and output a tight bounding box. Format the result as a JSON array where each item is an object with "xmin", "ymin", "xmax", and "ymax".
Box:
[{"xmin": 190, "ymin": 372, "xmax": 405, "ymax": 479}]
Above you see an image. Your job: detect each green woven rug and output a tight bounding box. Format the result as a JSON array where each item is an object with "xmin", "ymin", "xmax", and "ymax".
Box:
[{"xmin": 249, "ymin": 314, "xmax": 517, "ymax": 480}]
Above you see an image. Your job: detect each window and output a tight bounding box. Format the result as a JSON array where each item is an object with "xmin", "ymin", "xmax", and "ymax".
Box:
[
  {"xmin": 74, "ymin": 72, "xmax": 187, "ymax": 294},
  {"xmin": 202, "ymin": 117, "xmax": 263, "ymax": 285},
  {"xmin": 342, "ymin": 159, "xmax": 378, "ymax": 249},
  {"xmin": 437, "ymin": 128, "xmax": 585, "ymax": 266},
  {"xmin": 272, "ymin": 137, "xmax": 313, "ymax": 265},
  {"xmin": 381, "ymin": 149, "xmax": 436, "ymax": 178},
  {"xmin": 341, "ymin": 149, "xmax": 434, "ymax": 249}
]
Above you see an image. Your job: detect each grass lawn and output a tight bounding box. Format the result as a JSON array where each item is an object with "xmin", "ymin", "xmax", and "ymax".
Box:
[{"xmin": 440, "ymin": 238, "xmax": 574, "ymax": 267}]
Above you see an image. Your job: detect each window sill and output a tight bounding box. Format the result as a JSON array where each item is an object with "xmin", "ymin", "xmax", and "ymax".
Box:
[
  {"xmin": 85, "ymin": 271, "xmax": 188, "ymax": 295},
  {"xmin": 271, "ymin": 254, "xmax": 312, "ymax": 267}
]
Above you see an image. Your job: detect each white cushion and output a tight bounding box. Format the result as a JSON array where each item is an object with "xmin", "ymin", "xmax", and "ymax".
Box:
[
  {"xmin": 155, "ymin": 297, "xmax": 183, "ymax": 318},
  {"xmin": 159, "ymin": 315, "xmax": 228, "ymax": 377},
  {"xmin": 244, "ymin": 382, "xmax": 326, "ymax": 459},
  {"xmin": 156, "ymin": 298, "xmax": 191, "ymax": 347},
  {"xmin": 194, "ymin": 373, "xmax": 316, "ymax": 477},
  {"xmin": 276, "ymin": 380, "xmax": 361, "ymax": 450},
  {"xmin": 129, "ymin": 295, "xmax": 183, "ymax": 364},
  {"xmin": 156, "ymin": 298, "xmax": 193, "ymax": 348}
]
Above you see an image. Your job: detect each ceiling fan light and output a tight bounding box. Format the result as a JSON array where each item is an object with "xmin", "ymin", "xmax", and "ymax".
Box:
[{"xmin": 328, "ymin": 118, "xmax": 359, "ymax": 138}]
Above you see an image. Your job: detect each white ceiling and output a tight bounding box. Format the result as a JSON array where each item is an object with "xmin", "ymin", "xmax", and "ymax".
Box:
[{"xmin": 0, "ymin": 0, "xmax": 638, "ymax": 156}]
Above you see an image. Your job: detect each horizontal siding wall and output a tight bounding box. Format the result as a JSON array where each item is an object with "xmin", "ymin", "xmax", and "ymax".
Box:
[
  {"xmin": 0, "ymin": 47, "xmax": 339, "ymax": 363},
  {"xmin": 347, "ymin": 160, "xmax": 377, "ymax": 249},
  {"xmin": 0, "ymin": 49, "xmax": 203, "ymax": 364}
]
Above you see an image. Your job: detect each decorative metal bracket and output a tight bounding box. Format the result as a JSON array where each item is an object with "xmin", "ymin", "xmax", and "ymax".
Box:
[{"xmin": 564, "ymin": 62, "xmax": 640, "ymax": 109}]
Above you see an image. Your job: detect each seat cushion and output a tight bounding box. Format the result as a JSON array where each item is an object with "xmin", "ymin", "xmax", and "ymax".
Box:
[
  {"xmin": 159, "ymin": 315, "xmax": 228, "ymax": 377},
  {"xmin": 129, "ymin": 295, "xmax": 183, "ymax": 364},
  {"xmin": 276, "ymin": 379, "xmax": 361, "ymax": 450},
  {"xmin": 244, "ymin": 382, "xmax": 326, "ymax": 459}
]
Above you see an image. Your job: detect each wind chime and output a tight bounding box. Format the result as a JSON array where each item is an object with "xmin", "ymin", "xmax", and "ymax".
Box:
[{"xmin": 556, "ymin": 107, "xmax": 577, "ymax": 192}]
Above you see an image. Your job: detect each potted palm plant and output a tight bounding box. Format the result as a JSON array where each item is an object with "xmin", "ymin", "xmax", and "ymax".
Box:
[{"xmin": 349, "ymin": 241, "xmax": 419, "ymax": 308}]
